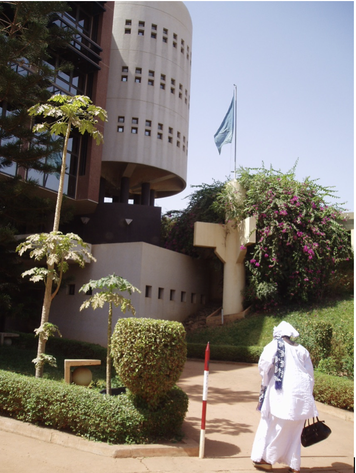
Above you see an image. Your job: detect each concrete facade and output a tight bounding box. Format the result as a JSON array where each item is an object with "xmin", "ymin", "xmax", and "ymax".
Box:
[
  {"xmin": 50, "ymin": 242, "xmax": 210, "ymax": 347},
  {"xmin": 102, "ymin": 1, "xmax": 192, "ymax": 201}
]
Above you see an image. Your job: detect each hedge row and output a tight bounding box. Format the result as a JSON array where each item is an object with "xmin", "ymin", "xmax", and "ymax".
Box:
[
  {"xmin": 188, "ymin": 343, "xmax": 354, "ymax": 411},
  {"xmin": 187, "ymin": 343, "xmax": 262, "ymax": 363},
  {"xmin": 0, "ymin": 370, "xmax": 188, "ymax": 444},
  {"xmin": 314, "ymin": 371, "xmax": 354, "ymax": 411}
]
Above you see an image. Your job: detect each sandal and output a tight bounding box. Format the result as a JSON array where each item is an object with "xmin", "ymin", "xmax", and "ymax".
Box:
[
  {"xmin": 253, "ymin": 460, "xmax": 273, "ymax": 471},
  {"xmin": 288, "ymin": 469, "xmax": 300, "ymax": 473}
]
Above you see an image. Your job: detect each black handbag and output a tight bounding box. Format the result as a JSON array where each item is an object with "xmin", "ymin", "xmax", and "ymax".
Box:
[{"xmin": 301, "ymin": 417, "xmax": 332, "ymax": 447}]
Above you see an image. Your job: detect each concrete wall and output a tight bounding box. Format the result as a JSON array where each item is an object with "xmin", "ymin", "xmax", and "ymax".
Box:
[{"xmin": 50, "ymin": 242, "xmax": 209, "ymax": 346}]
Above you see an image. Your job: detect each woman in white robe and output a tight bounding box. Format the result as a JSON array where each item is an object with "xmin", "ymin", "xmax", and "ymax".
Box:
[{"xmin": 251, "ymin": 321, "xmax": 318, "ymax": 473}]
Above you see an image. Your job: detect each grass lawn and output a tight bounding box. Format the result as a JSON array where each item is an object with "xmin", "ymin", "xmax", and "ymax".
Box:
[{"xmin": 186, "ymin": 295, "xmax": 353, "ymax": 349}]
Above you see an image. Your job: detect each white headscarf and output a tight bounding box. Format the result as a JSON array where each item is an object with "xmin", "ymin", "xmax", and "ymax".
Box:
[{"xmin": 273, "ymin": 321, "xmax": 299, "ymax": 339}]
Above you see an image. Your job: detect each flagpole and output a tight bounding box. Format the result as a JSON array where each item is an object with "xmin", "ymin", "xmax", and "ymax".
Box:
[{"xmin": 233, "ymin": 84, "xmax": 237, "ymax": 180}]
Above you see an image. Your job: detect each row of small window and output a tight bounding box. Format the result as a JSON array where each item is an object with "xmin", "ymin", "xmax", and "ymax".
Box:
[
  {"xmin": 146, "ymin": 286, "xmax": 206, "ymax": 304},
  {"xmin": 121, "ymin": 67, "xmax": 189, "ymax": 103},
  {"xmin": 117, "ymin": 117, "xmax": 187, "ymax": 150},
  {"xmin": 124, "ymin": 19, "xmax": 191, "ymax": 60},
  {"xmin": 67, "ymin": 283, "xmax": 206, "ymax": 305}
]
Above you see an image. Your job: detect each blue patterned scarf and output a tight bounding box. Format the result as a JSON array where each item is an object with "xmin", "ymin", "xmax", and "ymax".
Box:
[{"xmin": 274, "ymin": 338, "xmax": 285, "ymax": 389}]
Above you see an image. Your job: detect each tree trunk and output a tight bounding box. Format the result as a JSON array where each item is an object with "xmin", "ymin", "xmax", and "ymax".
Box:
[
  {"xmin": 35, "ymin": 264, "xmax": 54, "ymax": 378},
  {"xmin": 106, "ymin": 302, "xmax": 112, "ymax": 396},
  {"xmin": 53, "ymin": 121, "xmax": 71, "ymax": 232},
  {"xmin": 35, "ymin": 122, "xmax": 71, "ymax": 377}
]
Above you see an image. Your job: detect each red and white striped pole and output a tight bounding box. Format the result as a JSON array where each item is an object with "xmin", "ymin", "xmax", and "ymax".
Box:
[{"xmin": 199, "ymin": 342, "xmax": 210, "ymax": 459}]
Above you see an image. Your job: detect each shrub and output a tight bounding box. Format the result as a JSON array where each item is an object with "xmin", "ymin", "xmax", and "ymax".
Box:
[
  {"xmin": 0, "ymin": 370, "xmax": 188, "ymax": 443},
  {"xmin": 111, "ymin": 318, "xmax": 187, "ymax": 409},
  {"xmin": 314, "ymin": 371, "xmax": 354, "ymax": 411},
  {"xmin": 293, "ymin": 320, "xmax": 333, "ymax": 366},
  {"xmin": 188, "ymin": 343, "xmax": 263, "ymax": 363}
]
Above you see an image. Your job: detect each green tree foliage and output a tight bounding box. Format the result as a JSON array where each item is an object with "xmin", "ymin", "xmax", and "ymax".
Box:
[
  {"xmin": 0, "ymin": 1, "xmax": 71, "ymax": 172},
  {"xmin": 79, "ymin": 275, "xmax": 140, "ymax": 396},
  {"xmin": 0, "ymin": 178, "xmax": 56, "ymax": 329},
  {"xmin": 214, "ymin": 164, "xmax": 353, "ymax": 307},
  {"xmin": 161, "ymin": 181, "xmax": 225, "ymax": 256}
]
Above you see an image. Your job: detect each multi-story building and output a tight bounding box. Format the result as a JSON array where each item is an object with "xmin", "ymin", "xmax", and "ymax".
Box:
[{"xmin": 2, "ymin": 1, "xmax": 212, "ymax": 346}]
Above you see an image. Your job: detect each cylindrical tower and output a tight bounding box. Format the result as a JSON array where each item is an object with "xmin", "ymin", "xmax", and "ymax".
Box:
[{"xmin": 101, "ymin": 1, "xmax": 192, "ymax": 205}]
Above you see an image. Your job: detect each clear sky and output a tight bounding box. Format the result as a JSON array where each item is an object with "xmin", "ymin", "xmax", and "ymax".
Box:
[{"xmin": 158, "ymin": 1, "xmax": 354, "ymax": 214}]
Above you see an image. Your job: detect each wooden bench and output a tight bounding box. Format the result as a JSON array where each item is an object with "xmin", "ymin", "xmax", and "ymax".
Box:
[
  {"xmin": 64, "ymin": 359, "xmax": 101, "ymax": 384},
  {"xmin": 0, "ymin": 333, "xmax": 19, "ymax": 346}
]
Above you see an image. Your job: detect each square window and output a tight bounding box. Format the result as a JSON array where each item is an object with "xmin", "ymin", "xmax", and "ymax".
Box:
[
  {"xmin": 179, "ymin": 92, "xmax": 182, "ymax": 99},
  {"xmin": 177, "ymin": 131, "xmax": 181, "ymax": 138},
  {"xmin": 183, "ymin": 136, "xmax": 186, "ymax": 143},
  {"xmin": 157, "ymin": 133, "xmax": 162, "ymax": 139},
  {"xmin": 177, "ymin": 141, "xmax": 180, "ymax": 147},
  {"xmin": 179, "ymin": 83, "xmax": 182, "ymax": 90},
  {"xmin": 135, "ymin": 77, "xmax": 141, "ymax": 83},
  {"xmin": 138, "ymin": 30, "xmax": 144, "ymax": 36},
  {"xmin": 171, "ymin": 87, "xmax": 175, "ymax": 94},
  {"xmin": 170, "ymin": 289, "xmax": 175, "ymax": 301},
  {"xmin": 183, "ymin": 144, "xmax": 186, "ymax": 152},
  {"xmin": 122, "ymin": 66, "xmax": 128, "ymax": 72},
  {"xmin": 152, "ymin": 24, "xmax": 157, "ymax": 31},
  {"xmin": 151, "ymin": 32, "xmax": 156, "ymax": 39},
  {"xmin": 148, "ymin": 79, "xmax": 154, "ymax": 86},
  {"xmin": 168, "ymin": 127, "xmax": 173, "ymax": 134},
  {"xmin": 181, "ymin": 39, "xmax": 185, "ymax": 46},
  {"xmin": 145, "ymin": 285, "xmax": 152, "ymax": 298},
  {"xmin": 158, "ymin": 123, "xmax": 163, "ymax": 130},
  {"xmin": 139, "ymin": 21, "xmax": 145, "ymax": 27},
  {"xmin": 145, "ymin": 130, "xmax": 151, "ymax": 136},
  {"xmin": 171, "ymin": 79, "xmax": 175, "ymax": 85},
  {"xmin": 121, "ymin": 75, "xmax": 128, "ymax": 82},
  {"xmin": 125, "ymin": 19, "xmax": 132, "ymax": 25},
  {"xmin": 149, "ymin": 70, "xmax": 155, "ymax": 77},
  {"xmin": 125, "ymin": 28, "xmax": 131, "ymax": 34},
  {"xmin": 118, "ymin": 116, "xmax": 125, "ymax": 123},
  {"xmin": 68, "ymin": 284, "xmax": 75, "ymax": 295},
  {"xmin": 181, "ymin": 291, "xmax": 186, "ymax": 303},
  {"xmin": 168, "ymin": 136, "xmax": 172, "ymax": 144},
  {"xmin": 135, "ymin": 67, "xmax": 142, "ymax": 74},
  {"xmin": 173, "ymin": 42, "xmax": 177, "ymax": 48},
  {"xmin": 131, "ymin": 127, "xmax": 138, "ymax": 134},
  {"xmin": 145, "ymin": 120, "xmax": 152, "ymax": 127},
  {"xmin": 181, "ymin": 47, "xmax": 184, "ymax": 54},
  {"xmin": 158, "ymin": 287, "xmax": 164, "ymax": 299},
  {"xmin": 163, "ymin": 36, "xmax": 167, "ymax": 43},
  {"xmin": 161, "ymin": 74, "xmax": 166, "ymax": 81},
  {"xmin": 132, "ymin": 117, "xmax": 139, "ymax": 124},
  {"xmin": 173, "ymin": 33, "xmax": 177, "ymax": 40},
  {"xmin": 163, "ymin": 28, "xmax": 168, "ymax": 35},
  {"xmin": 117, "ymin": 126, "xmax": 124, "ymax": 132},
  {"xmin": 160, "ymin": 83, "xmax": 165, "ymax": 90}
]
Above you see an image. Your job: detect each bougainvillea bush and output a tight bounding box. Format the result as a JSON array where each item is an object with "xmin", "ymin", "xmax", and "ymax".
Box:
[{"xmin": 214, "ymin": 164, "xmax": 353, "ymax": 308}]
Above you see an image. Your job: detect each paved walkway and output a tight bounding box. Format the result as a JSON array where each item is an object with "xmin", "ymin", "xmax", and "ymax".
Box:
[{"xmin": 0, "ymin": 360, "xmax": 353, "ymax": 473}]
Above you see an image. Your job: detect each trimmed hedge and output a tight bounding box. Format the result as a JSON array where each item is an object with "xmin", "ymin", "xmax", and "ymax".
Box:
[
  {"xmin": 188, "ymin": 343, "xmax": 263, "ymax": 363},
  {"xmin": 0, "ymin": 370, "xmax": 188, "ymax": 444},
  {"xmin": 314, "ymin": 371, "xmax": 354, "ymax": 411},
  {"xmin": 111, "ymin": 318, "xmax": 187, "ymax": 409}
]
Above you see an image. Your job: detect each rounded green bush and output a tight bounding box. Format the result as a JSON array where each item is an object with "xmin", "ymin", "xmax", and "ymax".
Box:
[{"xmin": 111, "ymin": 318, "xmax": 187, "ymax": 409}]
